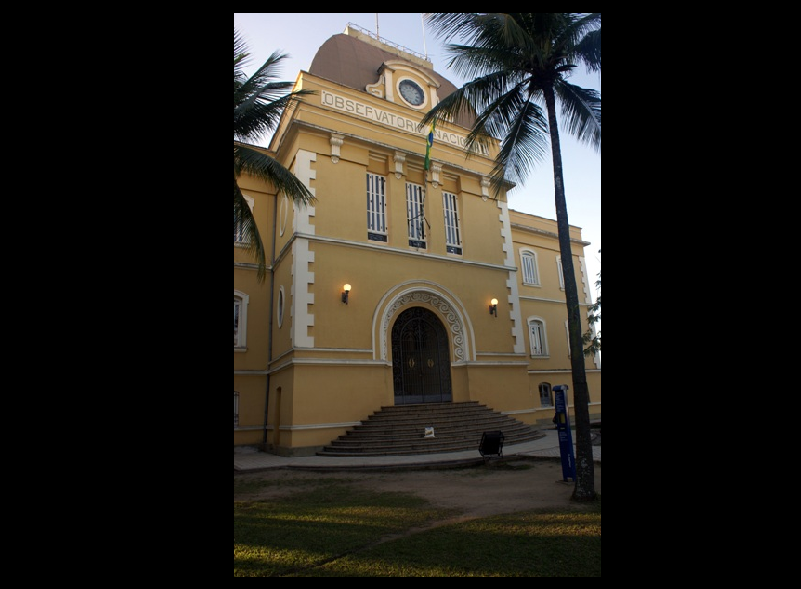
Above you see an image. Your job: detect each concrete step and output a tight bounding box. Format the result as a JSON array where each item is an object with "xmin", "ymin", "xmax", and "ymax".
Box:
[{"xmin": 317, "ymin": 401, "xmax": 542, "ymax": 457}]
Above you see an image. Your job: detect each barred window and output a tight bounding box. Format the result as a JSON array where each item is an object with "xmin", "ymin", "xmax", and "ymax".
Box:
[
  {"xmin": 406, "ymin": 182, "xmax": 426, "ymax": 248},
  {"xmin": 367, "ymin": 173, "xmax": 387, "ymax": 242},
  {"xmin": 529, "ymin": 318, "xmax": 548, "ymax": 357},
  {"xmin": 520, "ymin": 249, "xmax": 540, "ymax": 286},
  {"xmin": 442, "ymin": 191, "xmax": 462, "ymax": 255}
]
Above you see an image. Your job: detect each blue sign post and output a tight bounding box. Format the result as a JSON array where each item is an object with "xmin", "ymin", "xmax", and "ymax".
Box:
[{"xmin": 553, "ymin": 385, "xmax": 576, "ymax": 482}]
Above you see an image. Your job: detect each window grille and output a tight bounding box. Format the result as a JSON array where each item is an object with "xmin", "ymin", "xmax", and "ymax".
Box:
[
  {"xmin": 530, "ymin": 320, "xmax": 547, "ymax": 356},
  {"xmin": 521, "ymin": 251, "xmax": 540, "ymax": 285},
  {"xmin": 406, "ymin": 182, "xmax": 426, "ymax": 248},
  {"xmin": 442, "ymin": 192, "xmax": 462, "ymax": 255},
  {"xmin": 367, "ymin": 173, "xmax": 387, "ymax": 242}
]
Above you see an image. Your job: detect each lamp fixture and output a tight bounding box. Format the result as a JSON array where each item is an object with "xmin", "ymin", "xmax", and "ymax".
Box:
[
  {"xmin": 342, "ymin": 284, "xmax": 352, "ymax": 304},
  {"xmin": 489, "ymin": 298, "xmax": 498, "ymax": 317}
]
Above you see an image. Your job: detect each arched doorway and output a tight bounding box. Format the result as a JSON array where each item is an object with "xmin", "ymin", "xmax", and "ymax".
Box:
[{"xmin": 391, "ymin": 307, "xmax": 453, "ymax": 404}]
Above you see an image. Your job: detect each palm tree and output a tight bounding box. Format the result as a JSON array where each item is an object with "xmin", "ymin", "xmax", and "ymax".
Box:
[
  {"xmin": 234, "ymin": 28, "xmax": 316, "ymax": 283},
  {"xmin": 422, "ymin": 13, "xmax": 601, "ymax": 501}
]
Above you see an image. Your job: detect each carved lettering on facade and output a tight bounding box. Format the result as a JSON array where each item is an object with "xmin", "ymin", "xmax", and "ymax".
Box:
[{"xmin": 321, "ymin": 90, "xmax": 488, "ymax": 155}]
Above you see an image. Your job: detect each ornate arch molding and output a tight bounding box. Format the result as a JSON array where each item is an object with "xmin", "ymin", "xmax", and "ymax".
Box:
[{"xmin": 374, "ymin": 282, "xmax": 476, "ymax": 363}]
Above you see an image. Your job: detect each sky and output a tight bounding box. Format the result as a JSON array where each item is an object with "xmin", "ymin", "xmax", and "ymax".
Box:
[{"xmin": 234, "ymin": 13, "xmax": 601, "ymax": 301}]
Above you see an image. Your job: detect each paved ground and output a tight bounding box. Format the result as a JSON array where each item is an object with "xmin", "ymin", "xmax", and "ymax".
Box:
[{"xmin": 234, "ymin": 427, "xmax": 600, "ymax": 472}]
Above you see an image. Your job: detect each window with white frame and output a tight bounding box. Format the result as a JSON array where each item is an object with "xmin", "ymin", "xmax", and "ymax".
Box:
[
  {"xmin": 442, "ymin": 191, "xmax": 462, "ymax": 255},
  {"xmin": 520, "ymin": 249, "xmax": 540, "ymax": 285},
  {"xmin": 406, "ymin": 181, "xmax": 426, "ymax": 248},
  {"xmin": 556, "ymin": 255, "xmax": 565, "ymax": 289},
  {"xmin": 234, "ymin": 291, "xmax": 249, "ymax": 349},
  {"xmin": 366, "ymin": 173, "xmax": 387, "ymax": 242},
  {"xmin": 234, "ymin": 194, "xmax": 255, "ymax": 244},
  {"xmin": 528, "ymin": 317, "xmax": 548, "ymax": 357}
]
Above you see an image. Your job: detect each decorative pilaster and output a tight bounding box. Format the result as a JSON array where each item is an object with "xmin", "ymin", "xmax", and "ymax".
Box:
[
  {"xmin": 431, "ymin": 163, "xmax": 442, "ymax": 188},
  {"xmin": 394, "ymin": 152, "xmax": 406, "ymax": 179},
  {"xmin": 481, "ymin": 177, "xmax": 490, "ymax": 200},
  {"xmin": 330, "ymin": 133, "xmax": 344, "ymax": 164}
]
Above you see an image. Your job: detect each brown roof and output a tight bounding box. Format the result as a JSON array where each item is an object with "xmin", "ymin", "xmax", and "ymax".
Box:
[{"xmin": 308, "ymin": 33, "xmax": 475, "ymax": 129}]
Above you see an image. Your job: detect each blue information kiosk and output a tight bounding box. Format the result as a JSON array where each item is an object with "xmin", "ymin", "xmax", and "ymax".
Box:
[{"xmin": 553, "ymin": 385, "xmax": 577, "ymax": 482}]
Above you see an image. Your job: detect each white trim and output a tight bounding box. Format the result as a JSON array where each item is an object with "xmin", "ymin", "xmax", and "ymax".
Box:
[
  {"xmin": 497, "ymin": 201, "xmax": 525, "ymax": 353},
  {"xmin": 373, "ymin": 281, "xmax": 476, "ymax": 363},
  {"xmin": 290, "ymin": 150, "xmax": 317, "ymax": 349},
  {"xmin": 291, "ymin": 239, "xmax": 315, "ymax": 348},
  {"xmin": 290, "ymin": 231, "xmax": 515, "ymax": 272},
  {"xmin": 519, "ymin": 248, "xmax": 541, "ymax": 286},
  {"xmin": 526, "ymin": 315, "xmax": 549, "ymax": 357}
]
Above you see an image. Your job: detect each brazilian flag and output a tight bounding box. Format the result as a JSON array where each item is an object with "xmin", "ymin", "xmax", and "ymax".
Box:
[{"xmin": 424, "ymin": 119, "xmax": 436, "ymax": 171}]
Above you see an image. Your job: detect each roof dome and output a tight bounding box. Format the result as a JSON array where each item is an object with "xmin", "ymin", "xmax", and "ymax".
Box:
[{"xmin": 309, "ymin": 31, "xmax": 475, "ymax": 129}]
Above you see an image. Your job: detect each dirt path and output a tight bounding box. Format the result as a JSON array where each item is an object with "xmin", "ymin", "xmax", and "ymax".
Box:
[{"xmin": 234, "ymin": 457, "xmax": 601, "ymax": 519}]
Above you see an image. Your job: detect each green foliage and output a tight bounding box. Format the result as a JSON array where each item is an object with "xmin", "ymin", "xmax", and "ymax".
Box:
[
  {"xmin": 421, "ymin": 13, "xmax": 601, "ymax": 501},
  {"xmin": 234, "ymin": 27, "xmax": 317, "ymax": 283},
  {"xmin": 421, "ymin": 13, "xmax": 601, "ymax": 197}
]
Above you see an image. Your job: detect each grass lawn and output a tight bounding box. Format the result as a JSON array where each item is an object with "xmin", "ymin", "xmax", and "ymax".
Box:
[{"xmin": 234, "ymin": 475, "xmax": 601, "ymax": 577}]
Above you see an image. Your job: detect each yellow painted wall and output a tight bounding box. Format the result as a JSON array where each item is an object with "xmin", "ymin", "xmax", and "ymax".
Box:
[
  {"xmin": 235, "ymin": 61, "xmax": 600, "ymax": 454},
  {"xmin": 234, "ymin": 178, "xmax": 275, "ymax": 447}
]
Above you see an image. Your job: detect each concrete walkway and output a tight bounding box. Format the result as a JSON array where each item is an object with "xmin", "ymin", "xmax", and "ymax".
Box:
[{"xmin": 234, "ymin": 427, "xmax": 601, "ymax": 472}]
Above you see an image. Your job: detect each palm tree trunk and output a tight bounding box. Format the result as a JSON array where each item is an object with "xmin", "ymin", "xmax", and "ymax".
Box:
[{"xmin": 543, "ymin": 86, "xmax": 596, "ymax": 502}]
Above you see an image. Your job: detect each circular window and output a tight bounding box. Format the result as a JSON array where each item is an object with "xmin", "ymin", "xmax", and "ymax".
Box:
[{"xmin": 398, "ymin": 79, "xmax": 425, "ymax": 106}]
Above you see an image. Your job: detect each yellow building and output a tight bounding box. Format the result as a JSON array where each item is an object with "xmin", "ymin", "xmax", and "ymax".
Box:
[{"xmin": 234, "ymin": 26, "xmax": 601, "ymax": 455}]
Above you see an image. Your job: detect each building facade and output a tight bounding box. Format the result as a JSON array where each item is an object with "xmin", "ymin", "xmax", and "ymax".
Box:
[{"xmin": 234, "ymin": 26, "xmax": 601, "ymax": 455}]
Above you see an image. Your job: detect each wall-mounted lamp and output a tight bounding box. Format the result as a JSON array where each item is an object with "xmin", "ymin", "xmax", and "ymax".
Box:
[
  {"xmin": 489, "ymin": 298, "xmax": 498, "ymax": 317},
  {"xmin": 342, "ymin": 284, "xmax": 352, "ymax": 304}
]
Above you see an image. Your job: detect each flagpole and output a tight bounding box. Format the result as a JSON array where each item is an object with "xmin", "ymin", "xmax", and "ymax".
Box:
[
  {"xmin": 375, "ymin": 14, "xmax": 380, "ymax": 40},
  {"xmin": 421, "ymin": 13, "xmax": 427, "ymax": 59}
]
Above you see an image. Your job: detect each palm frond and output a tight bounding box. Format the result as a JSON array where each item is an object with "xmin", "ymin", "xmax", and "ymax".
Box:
[
  {"xmin": 554, "ymin": 81, "xmax": 601, "ymax": 152},
  {"xmin": 235, "ymin": 143, "xmax": 315, "ymax": 206},
  {"xmin": 234, "ymin": 87, "xmax": 315, "ymax": 143},
  {"xmin": 234, "ymin": 177, "xmax": 268, "ymax": 283},
  {"xmin": 423, "ymin": 13, "xmax": 481, "ymax": 41},
  {"xmin": 425, "ymin": 12, "xmax": 601, "ymax": 171},
  {"xmin": 234, "ymin": 28, "xmax": 318, "ymax": 283},
  {"xmin": 575, "ymin": 28, "xmax": 601, "ymax": 72},
  {"xmin": 487, "ymin": 100, "xmax": 549, "ymax": 196}
]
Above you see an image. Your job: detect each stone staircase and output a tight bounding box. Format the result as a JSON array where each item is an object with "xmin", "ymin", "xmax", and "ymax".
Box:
[{"xmin": 317, "ymin": 401, "xmax": 544, "ymax": 457}]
